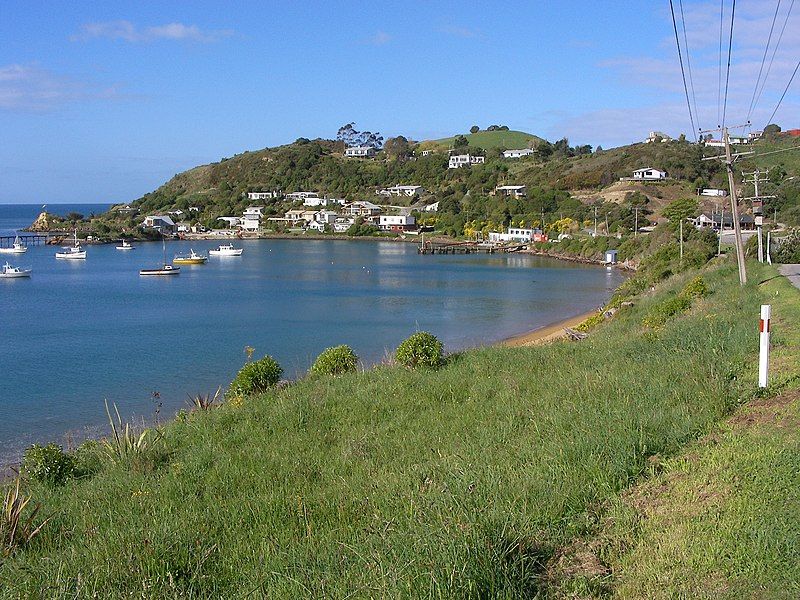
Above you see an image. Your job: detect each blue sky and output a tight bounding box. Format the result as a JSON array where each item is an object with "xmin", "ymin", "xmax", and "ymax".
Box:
[{"xmin": 1, "ymin": 1, "xmax": 797, "ymax": 203}]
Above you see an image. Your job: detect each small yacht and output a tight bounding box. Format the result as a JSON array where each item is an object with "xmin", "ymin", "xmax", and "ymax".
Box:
[
  {"xmin": 173, "ymin": 249, "xmax": 208, "ymax": 264},
  {"xmin": 55, "ymin": 232, "xmax": 86, "ymax": 260},
  {"xmin": 0, "ymin": 235, "xmax": 28, "ymax": 254},
  {"xmin": 139, "ymin": 264, "xmax": 180, "ymax": 276},
  {"xmin": 0, "ymin": 262, "xmax": 32, "ymax": 278},
  {"xmin": 209, "ymin": 243, "xmax": 244, "ymax": 256},
  {"xmin": 116, "ymin": 239, "xmax": 135, "ymax": 250}
]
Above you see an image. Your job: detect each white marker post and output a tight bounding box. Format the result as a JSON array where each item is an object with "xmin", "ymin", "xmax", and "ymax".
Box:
[{"xmin": 759, "ymin": 305, "xmax": 771, "ymax": 388}]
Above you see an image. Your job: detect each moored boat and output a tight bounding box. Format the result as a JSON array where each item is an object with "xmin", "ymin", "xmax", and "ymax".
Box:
[
  {"xmin": 0, "ymin": 235, "xmax": 28, "ymax": 254},
  {"xmin": 1, "ymin": 262, "xmax": 32, "ymax": 278},
  {"xmin": 209, "ymin": 243, "xmax": 244, "ymax": 256},
  {"xmin": 173, "ymin": 249, "xmax": 208, "ymax": 264},
  {"xmin": 116, "ymin": 239, "xmax": 135, "ymax": 250},
  {"xmin": 139, "ymin": 264, "xmax": 180, "ymax": 276},
  {"xmin": 55, "ymin": 231, "xmax": 86, "ymax": 260}
]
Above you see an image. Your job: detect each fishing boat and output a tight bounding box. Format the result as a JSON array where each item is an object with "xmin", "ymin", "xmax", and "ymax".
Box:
[
  {"xmin": 209, "ymin": 243, "xmax": 244, "ymax": 256},
  {"xmin": 0, "ymin": 235, "xmax": 28, "ymax": 254},
  {"xmin": 55, "ymin": 231, "xmax": 86, "ymax": 260},
  {"xmin": 140, "ymin": 236, "xmax": 180, "ymax": 276},
  {"xmin": 173, "ymin": 249, "xmax": 208, "ymax": 264},
  {"xmin": 116, "ymin": 239, "xmax": 135, "ymax": 250},
  {"xmin": 0, "ymin": 262, "xmax": 32, "ymax": 278}
]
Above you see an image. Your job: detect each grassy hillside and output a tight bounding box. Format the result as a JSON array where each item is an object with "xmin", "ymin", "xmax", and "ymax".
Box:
[
  {"xmin": 419, "ymin": 129, "xmax": 543, "ymax": 152},
  {"xmin": 2, "ymin": 259, "xmax": 796, "ymax": 597}
]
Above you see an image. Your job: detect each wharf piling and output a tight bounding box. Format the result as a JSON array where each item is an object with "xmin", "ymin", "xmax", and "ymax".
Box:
[{"xmin": 0, "ymin": 233, "xmax": 50, "ymax": 248}]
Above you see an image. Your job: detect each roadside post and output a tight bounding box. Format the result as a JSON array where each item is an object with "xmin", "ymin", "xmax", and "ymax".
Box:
[{"xmin": 759, "ymin": 305, "xmax": 771, "ymax": 388}]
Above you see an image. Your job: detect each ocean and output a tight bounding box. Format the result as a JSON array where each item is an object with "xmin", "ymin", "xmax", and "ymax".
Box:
[{"xmin": 0, "ymin": 204, "xmax": 625, "ymax": 465}]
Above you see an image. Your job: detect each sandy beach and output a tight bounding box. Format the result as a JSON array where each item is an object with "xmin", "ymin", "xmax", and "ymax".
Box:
[{"xmin": 501, "ymin": 309, "xmax": 598, "ymax": 347}]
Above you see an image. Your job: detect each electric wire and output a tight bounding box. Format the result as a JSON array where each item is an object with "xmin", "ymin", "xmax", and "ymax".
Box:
[
  {"xmin": 670, "ymin": 0, "xmax": 698, "ymax": 140},
  {"xmin": 722, "ymin": 0, "xmax": 736, "ymax": 128},
  {"xmin": 765, "ymin": 58, "xmax": 800, "ymax": 127},
  {"xmin": 746, "ymin": 0, "xmax": 781, "ymax": 123},
  {"xmin": 679, "ymin": 0, "xmax": 701, "ymax": 136},
  {"xmin": 752, "ymin": 0, "xmax": 795, "ymax": 125}
]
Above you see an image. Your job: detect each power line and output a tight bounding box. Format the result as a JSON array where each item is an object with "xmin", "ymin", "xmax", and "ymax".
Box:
[
  {"xmin": 765, "ymin": 59, "xmax": 800, "ymax": 127},
  {"xmin": 717, "ymin": 0, "xmax": 725, "ymax": 126},
  {"xmin": 752, "ymin": 0, "xmax": 795, "ymax": 124},
  {"xmin": 722, "ymin": 0, "xmax": 736, "ymax": 128},
  {"xmin": 670, "ymin": 0, "xmax": 698, "ymax": 140},
  {"xmin": 746, "ymin": 0, "xmax": 782, "ymax": 122},
  {"xmin": 679, "ymin": 0, "xmax": 701, "ymax": 136}
]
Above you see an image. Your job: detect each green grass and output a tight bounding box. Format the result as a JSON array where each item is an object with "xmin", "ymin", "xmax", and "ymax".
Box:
[
  {"xmin": 420, "ymin": 129, "xmax": 542, "ymax": 151},
  {"xmin": 547, "ymin": 271, "xmax": 800, "ymax": 598},
  {"xmin": 0, "ymin": 261, "xmax": 789, "ymax": 598}
]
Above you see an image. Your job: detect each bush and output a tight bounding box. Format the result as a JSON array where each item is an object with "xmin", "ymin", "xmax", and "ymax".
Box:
[
  {"xmin": 681, "ymin": 275, "xmax": 708, "ymax": 299},
  {"xmin": 22, "ymin": 444, "xmax": 77, "ymax": 485},
  {"xmin": 642, "ymin": 294, "xmax": 692, "ymax": 329},
  {"xmin": 395, "ymin": 332, "xmax": 444, "ymax": 369},
  {"xmin": 230, "ymin": 355, "xmax": 283, "ymax": 396},
  {"xmin": 774, "ymin": 229, "xmax": 800, "ymax": 263},
  {"xmin": 310, "ymin": 345, "xmax": 359, "ymax": 376}
]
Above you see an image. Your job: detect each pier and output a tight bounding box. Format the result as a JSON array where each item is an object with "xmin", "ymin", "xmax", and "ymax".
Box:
[
  {"xmin": 0, "ymin": 233, "xmax": 50, "ymax": 248},
  {"xmin": 418, "ymin": 240, "xmax": 527, "ymax": 255}
]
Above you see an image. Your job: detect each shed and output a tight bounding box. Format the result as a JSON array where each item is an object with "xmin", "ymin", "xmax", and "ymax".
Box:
[{"xmin": 604, "ymin": 249, "xmax": 618, "ymax": 264}]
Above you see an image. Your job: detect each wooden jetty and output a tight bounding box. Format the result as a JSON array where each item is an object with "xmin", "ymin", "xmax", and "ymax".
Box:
[
  {"xmin": 418, "ymin": 239, "xmax": 527, "ymax": 255},
  {"xmin": 0, "ymin": 233, "xmax": 50, "ymax": 248}
]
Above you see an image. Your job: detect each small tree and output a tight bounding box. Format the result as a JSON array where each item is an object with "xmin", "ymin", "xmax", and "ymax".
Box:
[
  {"xmin": 395, "ymin": 332, "xmax": 443, "ymax": 369},
  {"xmin": 310, "ymin": 345, "xmax": 359, "ymax": 376},
  {"xmin": 229, "ymin": 355, "xmax": 283, "ymax": 396},
  {"xmin": 764, "ymin": 123, "xmax": 781, "ymax": 137},
  {"xmin": 470, "ymin": 125, "xmax": 480, "ymax": 134}
]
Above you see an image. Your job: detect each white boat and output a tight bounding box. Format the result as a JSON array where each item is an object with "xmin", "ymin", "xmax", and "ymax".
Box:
[
  {"xmin": 0, "ymin": 235, "xmax": 28, "ymax": 254},
  {"xmin": 209, "ymin": 243, "xmax": 244, "ymax": 256},
  {"xmin": 140, "ymin": 236, "xmax": 179, "ymax": 275},
  {"xmin": 55, "ymin": 231, "xmax": 86, "ymax": 260},
  {"xmin": 1, "ymin": 262, "xmax": 31, "ymax": 278},
  {"xmin": 139, "ymin": 264, "xmax": 180, "ymax": 276},
  {"xmin": 116, "ymin": 239, "xmax": 135, "ymax": 250}
]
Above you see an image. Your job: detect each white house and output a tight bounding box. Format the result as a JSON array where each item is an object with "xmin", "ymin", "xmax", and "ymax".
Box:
[
  {"xmin": 704, "ymin": 139, "xmax": 725, "ymax": 148},
  {"xmin": 494, "ymin": 185, "xmax": 527, "ymax": 198},
  {"xmin": 307, "ymin": 221, "xmax": 326, "ymax": 233},
  {"xmin": 421, "ymin": 150, "xmax": 433, "ymax": 157},
  {"xmin": 423, "ymin": 201, "xmax": 439, "ymax": 212},
  {"xmin": 217, "ymin": 216, "xmax": 241, "ymax": 228},
  {"xmin": 241, "ymin": 215, "xmax": 262, "ymax": 231},
  {"xmin": 333, "ymin": 217, "xmax": 356, "ymax": 233},
  {"xmin": 502, "ymin": 148, "xmax": 536, "ymax": 159},
  {"xmin": 314, "ymin": 210, "xmax": 338, "ymax": 224},
  {"xmin": 343, "ymin": 201, "xmax": 382, "ymax": 217},
  {"xmin": 286, "ymin": 191, "xmax": 319, "ymax": 202},
  {"xmin": 632, "ymin": 168, "xmax": 667, "ymax": 180},
  {"xmin": 645, "ymin": 131, "xmax": 672, "ymax": 143},
  {"xmin": 378, "ymin": 185, "xmax": 426, "ymax": 197},
  {"xmin": 243, "ymin": 206, "xmax": 265, "ymax": 217},
  {"xmin": 700, "ymin": 188, "xmax": 727, "ymax": 197},
  {"xmin": 488, "ymin": 228, "xmax": 537, "ymax": 244},
  {"xmin": 141, "ymin": 215, "xmax": 176, "ymax": 233},
  {"xmin": 379, "ymin": 215, "xmax": 416, "ymax": 232},
  {"xmin": 448, "ymin": 154, "xmax": 486, "ymax": 168},
  {"xmin": 246, "ymin": 191, "xmax": 278, "ymax": 201},
  {"xmin": 344, "ymin": 146, "xmax": 376, "ymax": 158}
]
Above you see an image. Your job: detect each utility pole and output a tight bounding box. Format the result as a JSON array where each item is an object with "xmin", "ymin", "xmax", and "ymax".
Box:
[
  {"xmin": 605, "ymin": 213, "xmax": 609, "ymax": 236},
  {"xmin": 703, "ymin": 127, "xmax": 750, "ymax": 285},
  {"xmin": 634, "ymin": 207, "xmax": 639, "ymax": 237},
  {"xmin": 593, "ymin": 206, "xmax": 598, "ymax": 237},
  {"xmin": 742, "ymin": 168, "xmax": 775, "ymax": 263}
]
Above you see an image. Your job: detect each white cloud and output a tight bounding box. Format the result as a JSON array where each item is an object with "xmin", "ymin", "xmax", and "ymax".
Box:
[
  {"xmin": 71, "ymin": 20, "xmax": 233, "ymax": 43},
  {"xmin": 0, "ymin": 63, "xmax": 122, "ymax": 112},
  {"xmin": 366, "ymin": 31, "xmax": 393, "ymax": 46}
]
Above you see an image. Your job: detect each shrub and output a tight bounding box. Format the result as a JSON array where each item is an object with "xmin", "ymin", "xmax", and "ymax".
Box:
[
  {"xmin": 2, "ymin": 479, "xmax": 50, "ymax": 557},
  {"xmin": 310, "ymin": 345, "xmax": 359, "ymax": 376},
  {"xmin": 22, "ymin": 444, "xmax": 77, "ymax": 485},
  {"xmin": 395, "ymin": 332, "xmax": 444, "ymax": 369},
  {"xmin": 774, "ymin": 229, "xmax": 800, "ymax": 263},
  {"xmin": 102, "ymin": 401, "xmax": 163, "ymax": 467},
  {"xmin": 642, "ymin": 294, "xmax": 692, "ymax": 329},
  {"xmin": 230, "ymin": 355, "xmax": 283, "ymax": 396},
  {"xmin": 681, "ymin": 275, "xmax": 708, "ymax": 299}
]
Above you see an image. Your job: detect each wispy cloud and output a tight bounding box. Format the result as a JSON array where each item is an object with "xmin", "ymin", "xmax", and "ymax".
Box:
[
  {"xmin": 366, "ymin": 30, "xmax": 393, "ymax": 46},
  {"xmin": 0, "ymin": 63, "xmax": 124, "ymax": 112},
  {"xmin": 71, "ymin": 20, "xmax": 234, "ymax": 43},
  {"xmin": 441, "ymin": 24, "xmax": 479, "ymax": 38}
]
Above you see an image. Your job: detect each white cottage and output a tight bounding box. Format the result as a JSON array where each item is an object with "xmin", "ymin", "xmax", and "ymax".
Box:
[
  {"xmin": 632, "ymin": 168, "xmax": 667, "ymax": 180},
  {"xmin": 344, "ymin": 146, "xmax": 376, "ymax": 158}
]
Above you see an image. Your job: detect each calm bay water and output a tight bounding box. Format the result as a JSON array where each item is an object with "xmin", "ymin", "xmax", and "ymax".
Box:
[{"xmin": 1, "ymin": 204, "xmax": 625, "ymax": 464}]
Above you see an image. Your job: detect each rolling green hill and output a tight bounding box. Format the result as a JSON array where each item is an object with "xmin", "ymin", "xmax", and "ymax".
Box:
[{"xmin": 418, "ymin": 129, "xmax": 543, "ymax": 151}]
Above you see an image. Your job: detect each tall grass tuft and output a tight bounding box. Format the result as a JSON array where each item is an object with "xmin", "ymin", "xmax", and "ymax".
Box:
[
  {"xmin": 187, "ymin": 386, "xmax": 222, "ymax": 412},
  {"xmin": 1, "ymin": 479, "xmax": 50, "ymax": 558},
  {"xmin": 101, "ymin": 400, "xmax": 162, "ymax": 465}
]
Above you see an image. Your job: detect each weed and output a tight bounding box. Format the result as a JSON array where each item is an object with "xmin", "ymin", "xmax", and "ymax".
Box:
[
  {"xmin": 1, "ymin": 479, "xmax": 50, "ymax": 558},
  {"xmin": 101, "ymin": 400, "xmax": 162, "ymax": 466}
]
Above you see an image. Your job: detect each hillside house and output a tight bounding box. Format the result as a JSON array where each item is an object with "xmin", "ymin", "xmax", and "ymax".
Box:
[
  {"xmin": 379, "ymin": 215, "xmax": 416, "ymax": 232},
  {"xmin": 448, "ymin": 154, "xmax": 485, "ymax": 168},
  {"xmin": 502, "ymin": 148, "xmax": 536, "ymax": 159},
  {"xmin": 286, "ymin": 191, "xmax": 319, "ymax": 202},
  {"xmin": 217, "ymin": 216, "xmax": 241, "ymax": 228},
  {"xmin": 344, "ymin": 146, "xmax": 376, "ymax": 158},
  {"xmin": 632, "ymin": 168, "xmax": 667, "ymax": 180},
  {"xmin": 314, "ymin": 210, "xmax": 338, "ymax": 224},
  {"xmin": 283, "ymin": 209, "xmax": 309, "ymax": 225},
  {"xmin": 343, "ymin": 201, "xmax": 382, "ymax": 217},
  {"xmin": 488, "ymin": 227, "xmax": 542, "ymax": 244},
  {"xmin": 243, "ymin": 206, "xmax": 265, "ymax": 217},
  {"xmin": 693, "ymin": 212, "xmax": 755, "ymax": 230},
  {"xmin": 645, "ymin": 131, "xmax": 672, "ymax": 143},
  {"xmin": 333, "ymin": 217, "xmax": 356, "ymax": 233},
  {"xmin": 700, "ymin": 188, "xmax": 727, "ymax": 197},
  {"xmin": 141, "ymin": 215, "xmax": 176, "ymax": 234},
  {"xmin": 421, "ymin": 150, "xmax": 433, "ymax": 157},
  {"xmin": 423, "ymin": 201, "xmax": 439, "ymax": 212},
  {"xmin": 378, "ymin": 185, "xmax": 426, "ymax": 197},
  {"xmin": 246, "ymin": 191, "xmax": 278, "ymax": 201},
  {"xmin": 241, "ymin": 215, "xmax": 262, "ymax": 231},
  {"xmin": 494, "ymin": 185, "xmax": 527, "ymax": 198}
]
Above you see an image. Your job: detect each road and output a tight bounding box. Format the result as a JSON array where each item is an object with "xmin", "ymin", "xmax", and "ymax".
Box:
[{"xmin": 778, "ymin": 264, "xmax": 800, "ymax": 292}]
